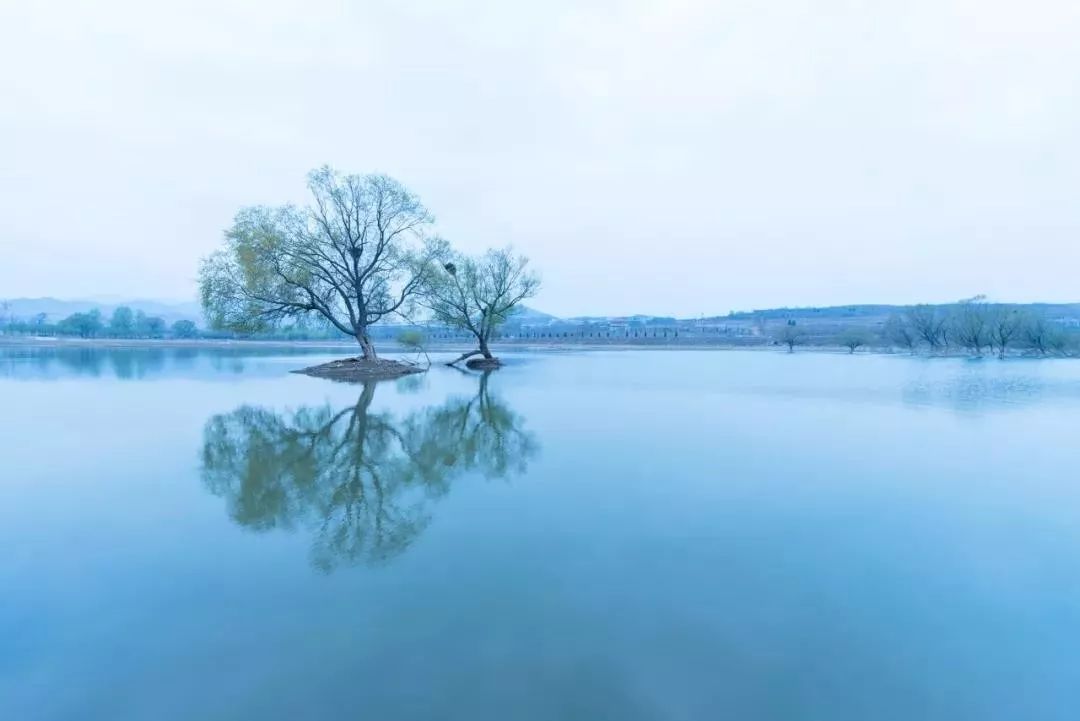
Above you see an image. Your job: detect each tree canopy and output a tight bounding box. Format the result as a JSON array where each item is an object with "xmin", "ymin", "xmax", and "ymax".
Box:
[
  {"xmin": 423, "ymin": 247, "xmax": 540, "ymax": 365},
  {"xmin": 200, "ymin": 166, "xmax": 447, "ymax": 360}
]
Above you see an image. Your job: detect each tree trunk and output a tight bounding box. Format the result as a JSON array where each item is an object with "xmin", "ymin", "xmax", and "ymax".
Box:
[
  {"xmin": 479, "ymin": 337, "xmax": 493, "ymax": 359},
  {"xmin": 357, "ymin": 333, "xmax": 377, "ymax": 361}
]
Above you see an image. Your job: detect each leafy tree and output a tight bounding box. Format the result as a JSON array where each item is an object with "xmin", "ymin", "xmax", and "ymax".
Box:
[
  {"xmin": 134, "ymin": 311, "xmax": 166, "ymax": 338},
  {"xmin": 109, "ymin": 306, "xmax": 135, "ymax": 337},
  {"xmin": 171, "ymin": 319, "xmax": 199, "ymax": 339},
  {"xmin": 199, "ymin": 166, "xmax": 447, "ymax": 360},
  {"xmin": 58, "ymin": 310, "xmax": 103, "ymax": 338},
  {"xmin": 423, "ymin": 247, "xmax": 540, "ymax": 366}
]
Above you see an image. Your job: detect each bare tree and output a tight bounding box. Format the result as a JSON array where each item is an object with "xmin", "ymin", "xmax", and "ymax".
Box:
[
  {"xmin": 199, "ymin": 166, "xmax": 447, "ymax": 360},
  {"xmin": 987, "ymin": 305, "xmax": 1024, "ymax": 359},
  {"xmin": 423, "ymin": 247, "xmax": 540, "ymax": 366},
  {"xmin": 950, "ymin": 299, "xmax": 991, "ymax": 356},
  {"xmin": 904, "ymin": 305, "xmax": 948, "ymax": 351},
  {"xmin": 774, "ymin": 321, "xmax": 804, "ymax": 352},
  {"xmin": 1022, "ymin": 312, "xmax": 1059, "ymax": 356},
  {"xmin": 838, "ymin": 328, "xmax": 871, "ymax": 354},
  {"xmin": 883, "ymin": 314, "xmax": 918, "ymax": 354}
]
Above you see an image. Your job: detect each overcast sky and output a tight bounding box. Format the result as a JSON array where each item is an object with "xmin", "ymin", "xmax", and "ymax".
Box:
[{"xmin": 2, "ymin": 0, "xmax": 1078, "ymax": 317}]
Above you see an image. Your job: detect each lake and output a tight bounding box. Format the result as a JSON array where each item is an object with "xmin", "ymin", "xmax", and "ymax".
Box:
[{"xmin": 2, "ymin": 345, "xmax": 1079, "ymax": 720}]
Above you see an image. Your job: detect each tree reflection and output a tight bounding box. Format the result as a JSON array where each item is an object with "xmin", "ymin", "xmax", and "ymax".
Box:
[{"xmin": 200, "ymin": 373, "xmax": 537, "ymax": 571}]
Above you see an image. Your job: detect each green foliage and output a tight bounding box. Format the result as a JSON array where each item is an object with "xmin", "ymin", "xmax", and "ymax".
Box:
[
  {"xmin": 58, "ymin": 310, "xmax": 103, "ymax": 338},
  {"xmin": 109, "ymin": 306, "xmax": 135, "ymax": 336},
  {"xmin": 423, "ymin": 247, "xmax": 540, "ymax": 355},
  {"xmin": 198, "ymin": 167, "xmax": 448, "ymax": 358},
  {"xmin": 171, "ymin": 320, "xmax": 199, "ymax": 338},
  {"xmin": 397, "ymin": 329, "xmax": 427, "ymax": 349},
  {"xmin": 134, "ymin": 311, "xmax": 166, "ymax": 338}
]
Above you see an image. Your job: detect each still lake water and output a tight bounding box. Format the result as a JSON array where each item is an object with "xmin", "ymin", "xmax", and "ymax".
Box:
[{"xmin": 2, "ymin": 345, "xmax": 1079, "ymax": 720}]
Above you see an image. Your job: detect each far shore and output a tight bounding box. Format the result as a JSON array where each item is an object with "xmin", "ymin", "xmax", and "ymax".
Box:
[{"xmin": 0, "ymin": 335, "xmax": 1071, "ymax": 359}]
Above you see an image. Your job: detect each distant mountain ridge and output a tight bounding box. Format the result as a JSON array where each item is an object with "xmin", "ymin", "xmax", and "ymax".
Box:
[{"xmin": 0, "ymin": 297, "xmax": 205, "ymax": 325}]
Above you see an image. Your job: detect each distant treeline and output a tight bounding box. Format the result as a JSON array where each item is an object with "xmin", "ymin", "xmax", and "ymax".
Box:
[
  {"xmin": 880, "ymin": 300, "xmax": 1077, "ymax": 357},
  {"xmin": 771, "ymin": 298, "xmax": 1079, "ymax": 357},
  {"xmin": 0, "ymin": 305, "xmax": 343, "ymax": 341},
  {"xmin": 3, "ymin": 299, "xmax": 1079, "ymax": 357}
]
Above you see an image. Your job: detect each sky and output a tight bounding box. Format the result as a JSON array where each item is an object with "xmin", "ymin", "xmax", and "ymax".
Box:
[{"xmin": 1, "ymin": 0, "xmax": 1079, "ymax": 317}]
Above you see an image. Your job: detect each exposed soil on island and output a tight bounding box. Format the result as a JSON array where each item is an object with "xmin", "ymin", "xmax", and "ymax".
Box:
[
  {"xmin": 464, "ymin": 357, "xmax": 503, "ymax": 370},
  {"xmin": 292, "ymin": 357, "xmax": 425, "ymax": 382}
]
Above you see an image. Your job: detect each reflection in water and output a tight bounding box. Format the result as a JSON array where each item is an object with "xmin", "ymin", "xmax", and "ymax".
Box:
[
  {"xmin": 200, "ymin": 373, "xmax": 538, "ymax": 571},
  {"xmin": 0, "ymin": 345, "xmax": 352, "ymax": 381},
  {"xmin": 900, "ymin": 370, "xmax": 1069, "ymax": 411}
]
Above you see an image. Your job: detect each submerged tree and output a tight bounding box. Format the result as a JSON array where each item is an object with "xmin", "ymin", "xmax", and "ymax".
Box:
[
  {"xmin": 200, "ymin": 373, "xmax": 537, "ymax": 571},
  {"xmin": 987, "ymin": 305, "xmax": 1024, "ymax": 359},
  {"xmin": 838, "ymin": 328, "xmax": 871, "ymax": 354},
  {"xmin": 1022, "ymin": 312, "xmax": 1062, "ymax": 356},
  {"xmin": 905, "ymin": 305, "xmax": 948, "ymax": 351},
  {"xmin": 883, "ymin": 314, "xmax": 918, "ymax": 354},
  {"xmin": 774, "ymin": 321, "xmax": 804, "ymax": 352},
  {"xmin": 950, "ymin": 298, "xmax": 991, "ymax": 356},
  {"xmin": 422, "ymin": 247, "xmax": 540, "ymax": 366},
  {"xmin": 199, "ymin": 167, "xmax": 447, "ymax": 360}
]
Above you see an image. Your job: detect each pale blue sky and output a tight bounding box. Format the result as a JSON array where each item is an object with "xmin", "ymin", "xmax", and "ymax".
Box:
[{"xmin": 2, "ymin": 0, "xmax": 1079, "ymax": 317}]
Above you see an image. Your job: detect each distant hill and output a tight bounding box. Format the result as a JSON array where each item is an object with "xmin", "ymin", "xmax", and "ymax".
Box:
[
  {"xmin": 720, "ymin": 302, "xmax": 1080, "ymax": 322},
  {"xmin": 511, "ymin": 305, "xmax": 560, "ymax": 323},
  {"xmin": 0, "ymin": 297, "xmax": 204, "ymax": 325}
]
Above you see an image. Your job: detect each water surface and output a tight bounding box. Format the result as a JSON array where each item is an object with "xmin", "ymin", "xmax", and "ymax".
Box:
[{"xmin": 2, "ymin": 346, "xmax": 1079, "ymax": 720}]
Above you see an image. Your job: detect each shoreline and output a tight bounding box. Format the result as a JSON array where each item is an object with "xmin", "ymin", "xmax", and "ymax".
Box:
[{"xmin": 0, "ymin": 335, "xmax": 1071, "ymax": 359}]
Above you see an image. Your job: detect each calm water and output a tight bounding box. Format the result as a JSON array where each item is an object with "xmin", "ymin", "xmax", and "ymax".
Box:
[{"xmin": 2, "ymin": 346, "xmax": 1079, "ymax": 720}]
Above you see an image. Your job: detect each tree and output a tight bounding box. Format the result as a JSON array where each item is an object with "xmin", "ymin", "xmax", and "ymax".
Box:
[
  {"xmin": 58, "ymin": 310, "xmax": 103, "ymax": 338},
  {"xmin": 774, "ymin": 321, "xmax": 804, "ymax": 352},
  {"xmin": 1022, "ymin": 312, "xmax": 1061, "ymax": 355},
  {"xmin": 200, "ymin": 373, "xmax": 536, "ymax": 571},
  {"xmin": 905, "ymin": 305, "xmax": 948, "ymax": 351},
  {"xmin": 987, "ymin": 305, "xmax": 1023, "ymax": 359},
  {"xmin": 883, "ymin": 314, "xmax": 918, "ymax": 353},
  {"xmin": 199, "ymin": 166, "xmax": 446, "ymax": 361},
  {"xmin": 838, "ymin": 328, "xmax": 870, "ymax": 354},
  {"xmin": 950, "ymin": 299, "xmax": 990, "ymax": 356},
  {"xmin": 134, "ymin": 311, "xmax": 166, "ymax": 338},
  {"xmin": 423, "ymin": 247, "xmax": 540, "ymax": 366},
  {"xmin": 109, "ymin": 306, "xmax": 135, "ymax": 337},
  {"xmin": 171, "ymin": 319, "xmax": 199, "ymax": 339}
]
